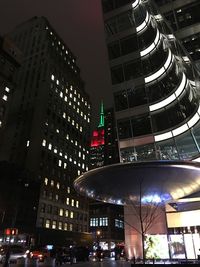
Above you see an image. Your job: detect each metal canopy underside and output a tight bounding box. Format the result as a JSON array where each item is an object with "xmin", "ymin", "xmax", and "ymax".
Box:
[{"xmin": 74, "ymin": 161, "xmax": 200, "ymax": 205}]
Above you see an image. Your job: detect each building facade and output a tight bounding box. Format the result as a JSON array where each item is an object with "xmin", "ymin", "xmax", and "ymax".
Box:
[
  {"xmin": 0, "ymin": 17, "xmax": 92, "ymax": 246},
  {"xmin": 101, "ymin": 0, "xmax": 200, "ymax": 259},
  {"xmin": 155, "ymin": 0, "xmax": 200, "ymax": 69},
  {"xmin": 102, "ymin": 0, "xmax": 200, "ymax": 163}
]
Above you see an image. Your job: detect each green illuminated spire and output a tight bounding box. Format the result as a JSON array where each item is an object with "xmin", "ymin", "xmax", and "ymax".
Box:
[{"xmin": 98, "ymin": 101, "xmax": 104, "ymax": 128}]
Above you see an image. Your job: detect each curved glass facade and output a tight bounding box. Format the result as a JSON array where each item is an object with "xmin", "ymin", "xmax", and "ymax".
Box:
[{"xmin": 103, "ymin": 0, "xmax": 200, "ymax": 162}]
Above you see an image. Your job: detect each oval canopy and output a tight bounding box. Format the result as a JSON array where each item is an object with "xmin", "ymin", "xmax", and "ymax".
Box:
[{"xmin": 74, "ymin": 161, "xmax": 200, "ymax": 205}]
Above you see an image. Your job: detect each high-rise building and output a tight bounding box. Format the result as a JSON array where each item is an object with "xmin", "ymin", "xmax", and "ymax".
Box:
[
  {"xmin": 0, "ymin": 17, "xmax": 92, "ymax": 246},
  {"xmin": 100, "ymin": 0, "xmax": 200, "ymax": 259},
  {"xmin": 102, "ymin": 0, "xmax": 200, "ymax": 163},
  {"xmin": 155, "ymin": 0, "xmax": 200, "ymax": 69},
  {"xmin": 89, "ymin": 103, "xmax": 123, "ymax": 251},
  {"xmin": 90, "ymin": 102, "xmax": 105, "ymax": 168}
]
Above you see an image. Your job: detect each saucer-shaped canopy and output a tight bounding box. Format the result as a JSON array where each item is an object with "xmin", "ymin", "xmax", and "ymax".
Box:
[{"xmin": 74, "ymin": 161, "xmax": 200, "ymax": 205}]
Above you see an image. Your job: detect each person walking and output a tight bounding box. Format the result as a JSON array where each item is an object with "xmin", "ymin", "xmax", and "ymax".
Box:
[{"xmin": 3, "ymin": 247, "xmax": 10, "ymax": 267}]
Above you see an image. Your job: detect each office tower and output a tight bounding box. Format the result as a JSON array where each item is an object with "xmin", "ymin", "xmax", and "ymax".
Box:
[
  {"xmin": 155, "ymin": 0, "xmax": 200, "ymax": 69},
  {"xmin": 90, "ymin": 102, "xmax": 105, "ymax": 168},
  {"xmin": 0, "ymin": 17, "xmax": 91, "ymax": 245},
  {"xmin": 102, "ymin": 0, "xmax": 200, "ymax": 163},
  {"xmin": 89, "ymin": 103, "xmax": 123, "ymax": 250},
  {"xmin": 100, "ymin": 0, "xmax": 200, "ymax": 259}
]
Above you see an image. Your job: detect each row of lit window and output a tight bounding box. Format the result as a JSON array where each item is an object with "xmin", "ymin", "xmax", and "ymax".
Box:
[
  {"xmin": 42, "ymin": 140, "xmax": 88, "ymax": 171},
  {"xmin": 51, "ymin": 74, "xmax": 90, "ymax": 109},
  {"xmin": 90, "ymin": 217, "xmax": 108, "ymax": 227},
  {"xmin": 42, "ymin": 139, "xmax": 86, "ymax": 159},
  {"xmin": 45, "ymin": 219, "xmax": 73, "ymax": 231},
  {"xmin": 51, "ymin": 42, "xmax": 77, "ymax": 73},
  {"xmin": 2, "ymin": 87, "xmax": 10, "ymax": 102},
  {"xmin": 114, "ymin": 219, "xmax": 124, "ymax": 229}
]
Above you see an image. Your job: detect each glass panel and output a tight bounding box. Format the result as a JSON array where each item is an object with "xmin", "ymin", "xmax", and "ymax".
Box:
[
  {"xmin": 175, "ymin": 131, "xmax": 199, "ymax": 160},
  {"xmin": 117, "ymin": 119, "xmax": 132, "ymax": 139},
  {"xmin": 132, "ymin": 114, "xmax": 152, "ymax": 137},
  {"xmin": 111, "ymin": 65, "xmax": 124, "ymax": 84},
  {"xmin": 114, "ymin": 90, "xmax": 128, "ymax": 111},
  {"xmin": 127, "ymin": 85, "xmax": 147, "ymax": 108},
  {"xmin": 155, "ymin": 138, "xmax": 179, "ymax": 160},
  {"xmin": 136, "ymin": 143, "xmax": 156, "ymax": 161}
]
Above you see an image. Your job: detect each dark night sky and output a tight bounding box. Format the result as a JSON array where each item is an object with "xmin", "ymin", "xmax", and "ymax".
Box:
[{"xmin": 0, "ymin": 0, "xmax": 113, "ymax": 127}]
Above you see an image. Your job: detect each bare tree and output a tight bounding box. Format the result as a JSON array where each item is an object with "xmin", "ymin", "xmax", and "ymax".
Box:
[{"xmin": 124, "ymin": 179, "xmax": 166, "ymax": 264}]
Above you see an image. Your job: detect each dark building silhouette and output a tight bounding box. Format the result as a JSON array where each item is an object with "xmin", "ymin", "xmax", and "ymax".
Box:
[
  {"xmin": 0, "ymin": 17, "xmax": 92, "ymax": 246},
  {"xmin": 0, "ymin": 36, "xmax": 22, "ymax": 145}
]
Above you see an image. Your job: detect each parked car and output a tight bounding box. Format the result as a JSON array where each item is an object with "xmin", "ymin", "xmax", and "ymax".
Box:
[
  {"xmin": 0, "ymin": 245, "xmax": 28, "ymax": 263},
  {"xmin": 29, "ymin": 248, "xmax": 50, "ymax": 261}
]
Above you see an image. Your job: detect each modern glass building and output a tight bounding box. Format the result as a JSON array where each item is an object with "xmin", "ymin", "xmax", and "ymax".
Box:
[
  {"xmin": 155, "ymin": 0, "xmax": 200, "ymax": 69},
  {"xmin": 102, "ymin": 0, "xmax": 200, "ymax": 163}
]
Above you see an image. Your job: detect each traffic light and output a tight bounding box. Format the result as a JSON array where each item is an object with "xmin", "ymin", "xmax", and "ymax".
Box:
[{"xmin": 4, "ymin": 228, "xmax": 18, "ymax": 235}]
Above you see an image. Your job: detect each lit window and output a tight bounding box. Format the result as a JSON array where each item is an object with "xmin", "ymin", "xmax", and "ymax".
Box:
[
  {"xmin": 64, "ymin": 163, "xmax": 67, "ymax": 169},
  {"xmin": 5, "ymin": 87, "xmax": 10, "ymax": 92},
  {"xmin": 66, "ymin": 134, "xmax": 69, "ymax": 140},
  {"xmin": 52, "ymin": 220, "xmax": 56, "ymax": 229},
  {"xmin": 78, "ymin": 170, "xmax": 80, "ymax": 175},
  {"xmin": 64, "ymin": 223, "xmax": 68, "ymax": 231},
  {"xmin": 66, "ymin": 50, "xmax": 68, "ymax": 54},
  {"xmin": 80, "ymin": 126, "xmax": 82, "ymax": 132},
  {"xmin": 64, "ymin": 96, "xmax": 67, "ymax": 102},
  {"xmin": 90, "ymin": 218, "xmax": 98, "ymax": 227},
  {"xmin": 54, "ymin": 148, "xmax": 57, "ymax": 154},
  {"xmin": 58, "ymin": 222, "xmax": 62, "ymax": 230},
  {"xmin": 42, "ymin": 139, "xmax": 46, "ymax": 147},
  {"xmin": 2, "ymin": 95, "xmax": 7, "ymax": 101},
  {"xmin": 63, "ymin": 112, "xmax": 66, "ymax": 118},
  {"xmin": 44, "ymin": 178, "xmax": 48, "ymax": 185},
  {"xmin": 0, "ymin": 121, "xmax": 2, "ymax": 127},
  {"xmin": 56, "ymin": 80, "xmax": 59, "ymax": 85},
  {"xmin": 69, "ymin": 224, "xmax": 73, "ymax": 231},
  {"xmin": 76, "ymin": 201, "xmax": 79, "ymax": 208},
  {"xmin": 67, "ymin": 187, "xmax": 70, "ymax": 193},
  {"xmin": 99, "ymin": 217, "xmax": 108, "ymax": 226},
  {"xmin": 60, "ymin": 92, "xmax": 63, "ymax": 98},
  {"xmin": 68, "ymin": 116, "xmax": 71, "ymax": 122},
  {"xmin": 48, "ymin": 144, "xmax": 52, "ymax": 150},
  {"xmin": 59, "ymin": 151, "xmax": 62, "ymax": 156},
  {"xmin": 26, "ymin": 140, "xmax": 30, "ymax": 147},
  {"xmin": 72, "ymin": 120, "xmax": 74, "ymax": 126},
  {"xmin": 64, "ymin": 154, "xmax": 68, "ymax": 159},
  {"xmin": 65, "ymin": 210, "xmax": 69, "ymax": 217},
  {"xmin": 66, "ymin": 197, "xmax": 69, "ymax": 205},
  {"xmin": 59, "ymin": 208, "xmax": 64, "ymax": 216},
  {"xmin": 56, "ymin": 182, "xmax": 60, "ymax": 189},
  {"xmin": 70, "ymin": 85, "xmax": 73, "ymax": 90},
  {"xmin": 71, "ymin": 199, "xmax": 74, "ymax": 206},
  {"xmin": 51, "ymin": 180, "xmax": 54, "ymax": 186},
  {"xmin": 70, "ymin": 93, "xmax": 72, "ymax": 98},
  {"xmin": 45, "ymin": 219, "xmax": 50, "ymax": 228},
  {"xmin": 70, "ymin": 211, "xmax": 74, "ymax": 218},
  {"xmin": 51, "ymin": 74, "xmax": 55, "ymax": 80},
  {"xmin": 59, "ymin": 160, "xmax": 62, "ymax": 167}
]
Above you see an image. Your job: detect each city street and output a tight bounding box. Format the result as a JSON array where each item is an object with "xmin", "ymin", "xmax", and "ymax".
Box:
[{"xmin": 0, "ymin": 258, "xmax": 132, "ymax": 267}]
